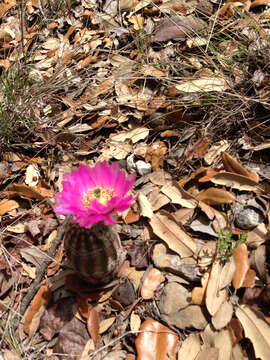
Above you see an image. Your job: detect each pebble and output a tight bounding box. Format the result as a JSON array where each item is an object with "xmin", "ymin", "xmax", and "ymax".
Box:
[{"xmin": 136, "ymin": 160, "xmax": 152, "ymax": 176}]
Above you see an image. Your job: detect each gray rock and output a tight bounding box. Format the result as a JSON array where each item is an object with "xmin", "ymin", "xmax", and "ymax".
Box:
[
  {"xmin": 161, "ymin": 305, "xmax": 208, "ymax": 330},
  {"xmin": 136, "ymin": 160, "xmax": 152, "ymax": 176},
  {"xmin": 159, "ymin": 282, "xmax": 191, "ymax": 314}
]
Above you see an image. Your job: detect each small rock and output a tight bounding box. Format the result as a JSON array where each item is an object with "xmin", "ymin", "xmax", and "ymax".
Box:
[
  {"xmin": 112, "ymin": 278, "xmax": 136, "ymax": 306},
  {"xmin": 234, "ymin": 206, "xmax": 264, "ymax": 230},
  {"xmin": 159, "ymin": 282, "xmax": 191, "ymax": 314},
  {"xmin": 161, "ymin": 305, "xmax": 208, "ymax": 330},
  {"xmin": 126, "ymin": 154, "xmax": 136, "ymax": 172},
  {"xmin": 152, "ymin": 244, "xmax": 200, "ymax": 282},
  {"xmin": 136, "ymin": 160, "xmax": 152, "ymax": 176}
]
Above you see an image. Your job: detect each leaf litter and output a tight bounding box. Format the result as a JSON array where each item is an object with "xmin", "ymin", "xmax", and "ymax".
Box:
[{"xmin": 1, "ymin": 0, "xmax": 270, "ymax": 358}]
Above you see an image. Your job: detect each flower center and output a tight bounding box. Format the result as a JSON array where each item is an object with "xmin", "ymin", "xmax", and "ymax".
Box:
[{"xmin": 83, "ymin": 187, "xmax": 115, "ymax": 207}]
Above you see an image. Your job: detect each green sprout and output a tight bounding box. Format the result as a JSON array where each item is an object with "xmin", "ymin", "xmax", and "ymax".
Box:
[{"xmin": 217, "ymin": 229, "xmax": 247, "ymax": 262}]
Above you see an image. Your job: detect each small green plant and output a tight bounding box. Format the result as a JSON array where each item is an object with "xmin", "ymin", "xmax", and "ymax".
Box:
[{"xmin": 217, "ymin": 229, "xmax": 247, "ymax": 262}]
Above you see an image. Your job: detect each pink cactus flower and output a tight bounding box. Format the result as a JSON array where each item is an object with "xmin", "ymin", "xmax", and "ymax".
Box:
[{"xmin": 54, "ymin": 162, "xmax": 136, "ymax": 228}]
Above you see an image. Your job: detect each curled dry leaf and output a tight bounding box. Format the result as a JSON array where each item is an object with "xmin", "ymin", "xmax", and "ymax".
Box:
[
  {"xmin": 145, "ymin": 141, "xmax": 167, "ymax": 171},
  {"xmin": 135, "ymin": 319, "xmax": 178, "ymax": 360},
  {"xmin": 232, "ymin": 243, "xmax": 249, "ymax": 289},
  {"xmin": 221, "ymin": 152, "xmax": 259, "ymax": 183},
  {"xmin": 141, "ymin": 268, "xmax": 165, "ymax": 300},
  {"xmin": 196, "ymin": 187, "xmax": 235, "ymax": 205}
]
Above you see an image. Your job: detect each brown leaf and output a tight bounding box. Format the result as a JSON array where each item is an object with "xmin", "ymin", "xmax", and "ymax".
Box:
[
  {"xmin": 47, "ymin": 244, "xmax": 63, "ymax": 276},
  {"xmin": 77, "ymin": 294, "xmax": 91, "ymax": 319},
  {"xmin": 24, "ymin": 280, "xmax": 51, "ymax": 335},
  {"xmin": 227, "ymin": 318, "xmax": 244, "ymax": 347},
  {"xmin": 232, "ymin": 243, "xmax": 250, "ymax": 289},
  {"xmin": 251, "ymin": 0, "xmax": 270, "ymax": 7},
  {"xmin": 87, "ymin": 307, "xmax": 99, "ymax": 343},
  {"xmin": 186, "ymin": 136, "xmax": 210, "ymax": 160},
  {"xmin": 196, "ymin": 187, "xmax": 235, "ymax": 205},
  {"xmin": 154, "ymin": 15, "xmax": 207, "ymax": 42},
  {"xmin": 145, "ymin": 141, "xmax": 167, "ymax": 171},
  {"xmin": 7, "ymin": 184, "xmax": 44, "ymax": 200},
  {"xmin": 125, "ymin": 208, "xmax": 140, "ymax": 224},
  {"xmin": 0, "ymin": 199, "xmax": 19, "ymax": 215},
  {"xmin": 135, "ymin": 319, "xmax": 178, "ymax": 360},
  {"xmin": 221, "ymin": 152, "xmax": 259, "ymax": 183},
  {"xmin": 242, "ymin": 268, "xmax": 256, "ymax": 288},
  {"xmin": 198, "ymin": 168, "xmax": 220, "ymax": 182}
]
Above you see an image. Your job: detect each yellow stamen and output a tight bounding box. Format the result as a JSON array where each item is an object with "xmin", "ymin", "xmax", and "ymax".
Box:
[{"xmin": 83, "ymin": 187, "xmax": 115, "ymax": 207}]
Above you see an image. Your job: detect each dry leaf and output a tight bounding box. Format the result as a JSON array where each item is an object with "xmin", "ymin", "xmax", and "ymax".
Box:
[
  {"xmin": 87, "ymin": 307, "xmax": 99, "ymax": 343},
  {"xmin": 204, "ymin": 140, "xmax": 230, "ymax": 165},
  {"xmin": 24, "ymin": 280, "xmax": 51, "ymax": 336},
  {"xmin": 186, "ymin": 136, "xmax": 210, "ymax": 160},
  {"xmin": 0, "ymin": 199, "xmax": 19, "ymax": 215},
  {"xmin": 236, "ymin": 305, "xmax": 270, "ymax": 360},
  {"xmin": 211, "ymin": 300, "xmax": 233, "ymax": 330},
  {"xmin": 150, "ymin": 211, "xmax": 197, "ymax": 257},
  {"xmin": 211, "ymin": 172, "xmax": 258, "ymax": 191},
  {"xmin": 99, "ymin": 317, "xmax": 116, "ymax": 334},
  {"xmin": 178, "ymin": 334, "xmax": 201, "ymax": 360},
  {"xmin": 141, "ymin": 268, "xmax": 165, "ymax": 300},
  {"xmin": 161, "ymin": 183, "xmax": 197, "ymax": 208},
  {"xmin": 145, "ymin": 141, "xmax": 167, "ymax": 171},
  {"xmin": 138, "ymin": 193, "xmax": 153, "ymax": 218},
  {"xmin": 221, "ymin": 152, "xmax": 259, "ymax": 183},
  {"xmin": 130, "ymin": 312, "xmax": 141, "ymax": 332},
  {"xmin": 7, "ymin": 184, "xmax": 44, "ymax": 200},
  {"xmin": 196, "ymin": 188, "xmax": 235, "ymax": 205},
  {"xmin": 111, "ymin": 127, "xmax": 149, "ymax": 144},
  {"xmin": 191, "ymin": 272, "xmax": 209, "ymax": 305},
  {"xmin": 232, "ymin": 243, "xmax": 249, "ymax": 289},
  {"xmin": 175, "ymin": 77, "xmax": 229, "ymax": 93},
  {"xmin": 205, "ymin": 260, "xmax": 227, "ymax": 316},
  {"xmin": 135, "ymin": 319, "xmax": 178, "ymax": 360}
]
